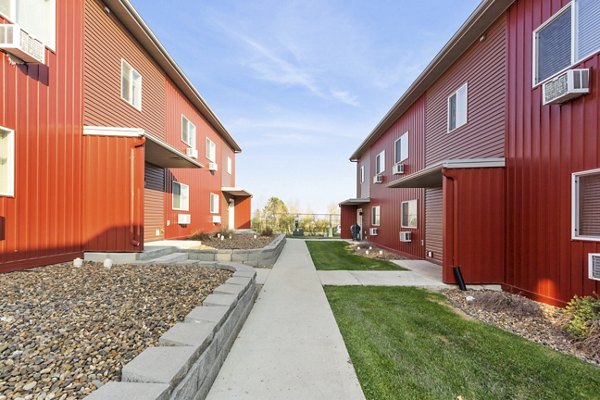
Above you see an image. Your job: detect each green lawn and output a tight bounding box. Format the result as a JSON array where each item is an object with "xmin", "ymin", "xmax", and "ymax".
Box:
[
  {"xmin": 306, "ymin": 241, "xmax": 405, "ymax": 271},
  {"xmin": 325, "ymin": 286, "xmax": 600, "ymax": 400}
]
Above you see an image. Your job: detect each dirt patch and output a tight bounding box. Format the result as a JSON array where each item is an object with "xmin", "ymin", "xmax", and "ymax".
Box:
[
  {"xmin": 444, "ymin": 289, "xmax": 599, "ymax": 366},
  {"xmin": 190, "ymin": 233, "xmax": 276, "ymax": 250},
  {"xmin": 349, "ymin": 242, "xmax": 408, "ymax": 261}
]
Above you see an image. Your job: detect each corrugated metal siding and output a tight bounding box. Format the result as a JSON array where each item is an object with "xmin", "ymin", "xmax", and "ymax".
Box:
[
  {"xmin": 425, "ymin": 188, "xmax": 443, "ymax": 264},
  {"xmin": 357, "ymin": 150, "xmax": 370, "ymax": 199},
  {"xmin": 221, "ymin": 148, "xmax": 234, "ymax": 188},
  {"xmin": 144, "ymin": 163, "xmax": 165, "ymax": 241},
  {"xmin": 234, "ymin": 196, "xmax": 252, "ymax": 230},
  {"xmin": 425, "ymin": 16, "xmax": 507, "ymax": 165},
  {"xmin": 506, "ymin": 0, "xmax": 600, "ymax": 304},
  {"xmin": 83, "ymin": 0, "xmax": 166, "ymax": 139},
  {"xmin": 340, "ymin": 205, "xmax": 357, "ymax": 240},
  {"xmin": 0, "ymin": 1, "xmax": 84, "ymax": 272},
  {"xmin": 83, "ymin": 136, "xmax": 144, "ymax": 251}
]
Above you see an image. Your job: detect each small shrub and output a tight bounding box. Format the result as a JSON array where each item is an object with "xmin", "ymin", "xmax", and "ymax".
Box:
[
  {"xmin": 261, "ymin": 226, "xmax": 273, "ymax": 237},
  {"xmin": 472, "ymin": 291, "xmax": 542, "ymax": 317},
  {"xmin": 189, "ymin": 231, "xmax": 210, "ymax": 241},
  {"xmin": 218, "ymin": 228, "xmax": 233, "ymax": 238},
  {"xmin": 563, "ymin": 294, "xmax": 600, "ymax": 339}
]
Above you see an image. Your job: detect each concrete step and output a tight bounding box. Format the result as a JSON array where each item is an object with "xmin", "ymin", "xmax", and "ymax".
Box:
[
  {"xmin": 148, "ymin": 252, "xmax": 189, "ymax": 264},
  {"xmin": 137, "ymin": 246, "xmax": 178, "ymax": 261}
]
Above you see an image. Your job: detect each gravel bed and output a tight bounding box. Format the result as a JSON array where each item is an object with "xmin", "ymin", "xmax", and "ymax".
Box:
[
  {"xmin": 0, "ymin": 262, "xmax": 232, "ymax": 400},
  {"xmin": 443, "ymin": 289, "xmax": 600, "ymax": 366},
  {"xmin": 192, "ymin": 233, "xmax": 276, "ymax": 250}
]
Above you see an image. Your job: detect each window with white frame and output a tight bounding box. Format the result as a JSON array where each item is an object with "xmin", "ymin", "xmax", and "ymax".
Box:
[
  {"xmin": 210, "ymin": 193, "xmax": 219, "ymax": 214},
  {"xmin": 375, "ymin": 151, "xmax": 385, "ymax": 175},
  {"xmin": 394, "ymin": 132, "xmax": 409, "ymax": 163},
  {"xmin": 448, "ymin": 83, "xmax": 467, "ymax": 132},
  {"xmin": 206, "ymin": 138, "xmax": 216, "ymax": 162},
  {"xmin": 227, "ymin": 156, "xmax": 232, "ymax": 174},
  {"xmin": 572, "ymin": 169, "xmax": 600, "ymax": 240},
  {"xmin": 360, "ymin": 165, "xmax": 365, "ymax": 183},
  {"xmin": 0, "ymin": 126, "xmax": 15, "ymax": 197},
  {"xmin": 121, "ymin": 60, "xmax": 142, "ymax": 111},
  {"xmin": 0, "ymin": 0, "xmax": 56, "ymax": 50},
  {"xmin": 172, "ymin": 182, "xmax": 189, "ymax": 211},
  {"xmin": 371, "ymin": 205, "xmax": 380, "ymax": 226},
  {"xmin": 401, "ymin": 200, "xmax": 418, "ymax": 229},
  {"xmin": 181, "ymin": 115, "xmax": 196, "ymax": 148},
  {"xmin": 534, "ymin": 0, "xmax": 600, "ymax": 85}
]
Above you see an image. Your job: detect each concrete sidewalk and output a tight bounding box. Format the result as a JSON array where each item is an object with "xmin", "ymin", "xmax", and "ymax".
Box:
[{"xmin": 206, "ymin": 240, "xmax": 365, "ymax": 400}]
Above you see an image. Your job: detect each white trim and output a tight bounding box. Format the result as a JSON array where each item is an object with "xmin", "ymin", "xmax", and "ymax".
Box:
[
  {"xmin": 0, "ymin": 125, "xmax": 15, "ymax": 197},
  {"xmin": 206, "ymin": 137, "xmax": 216, "ymax": 162},
  {"xmin": 443, "ymin": 158, "xmax": 505, "ymax": 169},
  {"xmin": 83, "ymin": 126, "xmax": 144, "ymax": 137},
  {"xmin": 172, "ymin": 181, "xmax": 190, "ymax": 211},
  {"xmin": 572, "ymin": 167, "xmax": 600, "ymax": 241},
  {"xmin": 210, "ymin": 192, "xmax": 220, "ymax": 214},
  {"xmin": 375, "ymin": 150, "xmax": 385, "ymax": 174},
  {"xmin": 181, "ymin": 114, "xmax": 196, "ymax": 148},
  {"xmin": 394, "ymin": 131, "xmax": 409, "ymax": 163},
  {"xmin": 120, "ymin": 59, "xmax": 142, "ymax": 111},
  {"xmin": 447, "ymin": 83, "xmax": 468, "ymax": 133},
  {"xmin": 401, "ymin": 199, "xmax": 418, "ymax": 229},
  {"xmin": 360, "ymin": 165, "xmax": 365, "ymax": 183},
  {"xmin": 226, "ymin": 156, "xmax": 232, "ymax": 175},
  {"xmin": 0, "ymin": 0, "xmax": 16, "ymax": 21}
]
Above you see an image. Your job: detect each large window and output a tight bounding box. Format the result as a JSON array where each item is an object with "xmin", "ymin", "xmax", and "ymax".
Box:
[
  {"xmin": 0, "ymin": 0, "xmax": 56, "ymax": 50},
  {"xmin": 534, "ymin": 0, "xmax": 600, "ymax": 85},
  {"xmin": 371, "ymin": 206, "xmax": 380, "ymax": 226},
  {"xmin": 210, "ymin": 193, "xmax": 219, "ymax": 214},
  {"xmin": 375, "ymin": 151, "xmax": 385, "ymax": 175},
  {"xmin": 172, "ymin": 182, "xmax": 189, "ymax": 211},
  {"xmin": 181, "ymin": 115, "xmax": 196, "ymax": 148},
  {"xmin": 206, "ymin": 138, "xmax": 216, "ymax": 162},
  {"xmin": 572, "ymin": 169, "xmax": 600, "ymax": 240},
  {"xmin": 448, "ymin": 83, "xmax": 467, "ymax": 132},
  {"xmin": 121, "ymin": 60, "xmax": 142, "ymax": 111},
  {"xmin": 401, "ymin": 200, "xmax": 418, "ymax": 229},
  {"xmin": 0, "ymin": 126, "xmax": 15, "ymax": 197},
  {"xmin": 394, "ymin": 132, "xmax": 409, "ymax": 163}
]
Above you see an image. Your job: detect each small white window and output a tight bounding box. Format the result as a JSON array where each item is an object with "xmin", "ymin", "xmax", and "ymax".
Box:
[
  {"xmin": 227, "ymin": 156, "xmax": 232, "ymax": 174},
  {"xmin": 210, "ymin": 193, "xmax": 220, "ymax": 214},
  {"xmin": 394, "ymin": 132, "xmax": 409, "ymax": 164},
  {"xmin": 181, "ymin": 115, "xmax": 196, "ymax": 148},
  {"xmin": 121, "ymin": 60, "xmax": 142, "ymax": 111},
  {"xmin": 401, "ymin": 200, "xmax": 418, "ymax": 229},
  {"xmin": 572, "ymin": 168, "xmax": 600, "ymax": 241},
  {"xmin": 375, "ymin": 151, "xmax": 385, "ymax": 175},
  {"xmin": 448, "ymin": 84, "xmax": 467, "ymax": 132},
  {"xmin": 0, "ymin": 0, "xmax": 56, "ymax": 50},
  {"xmin": 360, "ymin": 165, "xmax": 365, "ymax": 183},
  {"xmin": 206, "ymin": 138, "xmax": 216, "ymax": 162},
  {"xmin": 371, "ymin": 206, "xmax": 380, "ymax": 226},
  {"xmin": 172, "ymin": 182, "xmax": 189, "ymax": 211},
  {"xmin": 0, "ymin": 126, "xmax": 15, "ymax": 197}
]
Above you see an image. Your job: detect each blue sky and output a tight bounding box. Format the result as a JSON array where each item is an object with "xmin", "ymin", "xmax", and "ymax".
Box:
[{"xmin": 130, "ymin": 0, "xmax": 481, "ymax": 213}]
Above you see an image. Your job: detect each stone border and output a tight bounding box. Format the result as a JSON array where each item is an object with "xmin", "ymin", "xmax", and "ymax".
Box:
[
  {"xmin": 85, "ymin": 263, "xmax": 258, "ymax": 400},
  {"xmin": 187, "ymin": 234, "xmax": 286, "ymax": 268}
]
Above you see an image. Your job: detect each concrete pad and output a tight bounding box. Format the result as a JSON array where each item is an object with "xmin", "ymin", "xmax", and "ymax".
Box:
[
  {"xmin": 159, "ymin": 322, "xmax": 215, "ymax": 350},
  {"xmin": 85, "ymin": 382, "xmax": 171, "ymax": 400},
  {"xmin": 254, "ymin": 268, "xmax": 270, "ymax": 285},
  {"xmin": 207, "ymin": 239, "xmax": 365, "ymax": 400},
  {"xmin": 318, "ymin": 270, "xmax": 362, "ymax": 286},
  {"xmin": 349, "ymin": 270, "xmax": 450, "ymax": 287},
  {"xmin": 122, "ymin": 346, "xmax": 196, "ymax": 385}
]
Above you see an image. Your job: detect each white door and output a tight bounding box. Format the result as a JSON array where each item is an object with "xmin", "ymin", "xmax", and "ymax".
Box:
[{"xmin": 228, "ymin": 199, "xmax": 235, "ymax": 230}]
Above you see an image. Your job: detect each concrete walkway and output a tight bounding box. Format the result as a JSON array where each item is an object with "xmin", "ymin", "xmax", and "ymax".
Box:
[{"xmin": 206, "ymin": 240, "xmax": 365, "ymax": 400}]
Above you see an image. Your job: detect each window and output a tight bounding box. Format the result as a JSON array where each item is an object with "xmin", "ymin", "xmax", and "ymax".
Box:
[
  {"xmin": 360, "ymin": 165, "xmax": 365, "ymax": 183},
  {"xmin": 375, "ymin": 151, "xmax": 385, "ymax": 175},
  {"xmin": 394, "ymin": 132, "xmax": 409, "ymax": 163},
  {"xmin": 172, "ymin": 182, "xmax": 189, "ymax": 211},
  {"xmin": 401, "ymin": 200, "xmax": 418, "ymax": 229},
  {"xmin": 0, "ymin": 0, "xmax": 56, "ymax": 50},
  {"xmin": 534, "ymin": 1, "xmax": 600, "ymax": 85},
  {"xmin": 121, "ymin": 60, "xmax": 142, "ymax": 111},
  {"xmin": 0, "ymin": 126, "xmax": 15, "ymax": 197},
  {"xmin": 206, "ymin": 138, "xmax": 216, "ymax": 162},
  {"xmin": 181, "ymin": 115, "xmax": 196, "ymax": 148},
  {"xmin": 210, "ymin": 193, "xmax": 219, "ymax": 214},
  {"xmin": 227, "ymin": 156, "xmax": 232, "ymax": 174},
  {"xmin": 572, "ymin": 169, "xmax": 600, "ymax": 240},
  {"xmin": 371, "ymin": 206, "xmax": 380, "ymax": 226},
  {"xmin": 448, "ymin": 83, "xmax": 467, "ymax": 132}
]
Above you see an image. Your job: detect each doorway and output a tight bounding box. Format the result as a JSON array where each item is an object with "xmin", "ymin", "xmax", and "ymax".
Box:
[
  {"xmin": 356, "ymin": 208, "xmax": 363, "ymax": 240},
  {"xmin": 228, "ymin": 199, "xmax": 235, "ymax": 230}
]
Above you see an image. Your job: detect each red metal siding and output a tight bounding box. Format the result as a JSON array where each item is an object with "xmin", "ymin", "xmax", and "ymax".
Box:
[
  {"xmin": 425, "ymin": 16, "xmax": 507, "ymax": 166},
  {"xmin": 425, "ymin": 188, "xmax": 443, "ymax": 264},
  {"xmin": 340, "ymin": 205, "xmax": 357, "ymax": 240},
  {"xmin": 144, "ymin": 163, "xmax": 165, "ymax": 241},
  {"xmin": 506, "ymin": 0, "xmax": 600, "ymax": 304},
  {"xmin": 234, "ymin": 196, "xmax": 252, "ymax": 230},
  {"xmin": 0, "ymin": 1, "xmax": 84, "ymax": 272}
]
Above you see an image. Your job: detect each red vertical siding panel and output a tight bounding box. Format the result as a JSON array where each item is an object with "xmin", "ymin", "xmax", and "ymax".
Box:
[
  {"xmin": 340, "ymin": 205, "xmax": 357, "ymax": 240},
  {"xmin": 234, "ymin": 196, "xmax": 252, "ymax": 230}
]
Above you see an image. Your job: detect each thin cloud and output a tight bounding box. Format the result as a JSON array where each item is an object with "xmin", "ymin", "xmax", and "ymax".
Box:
[{"xmin": 330, "ymin": 90, "xmax": 359, "ymax": 107}]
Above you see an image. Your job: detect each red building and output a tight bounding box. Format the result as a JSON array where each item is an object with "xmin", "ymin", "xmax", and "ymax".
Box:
[
  {"xmin": 341, "ymin": 0, "xmax": 600, "ymax": 305},
  {"xmin": 0, "ymin": 0, "xmax": 250, "ymax": 272}
]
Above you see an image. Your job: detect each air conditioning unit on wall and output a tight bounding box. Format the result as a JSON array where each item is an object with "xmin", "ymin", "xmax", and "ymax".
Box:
[
  {"xmin": 393, "ymin": 163, "xmax": 405, "ymax": 175},
  {"xmin": 178, "ymin": 214, "xmax": 191, "ymax": 225},
  {"xmin": 209, "ymin": 162, "xmax": 218, "ymax": 171},
  {"xmin": 0, "ymin": 24, "xmax": 45, "ymax": 64},
  {"xmin": 373, "ymin": 175, "xmax": 383, "ymax": 184},
  {"xmin": 186, "ymin": 148, "xmax": 198, "ymax": 159},
  {"xmin": 399, "ymin": 231, "xmax": 412, "ymax": 242},
  {"xmin": 589, "ymin": 254, "xmax": 600, "ymax": 281},
  {"xmin": 212, "ymin": 215, "xmax": 221, "ymax": 224},
  {"xmin": 542, "ymin": 69, "xmax": 590, "ymax": 105},
  {"xmin": 369, "ymin": 227, "xmax": 378, "ymax": 235}
]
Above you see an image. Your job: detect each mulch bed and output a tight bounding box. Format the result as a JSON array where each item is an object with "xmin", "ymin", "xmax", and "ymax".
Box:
[
  {"xmin": 349, "ymin": 242, "xmax": 408, "ymax": 261},
  {"xmin": 0, "ymin": 262, "xmax": 232, "ymax": 400},
  {"xmin": 191, "ymin": 233, "xmax": 276, "ymax": 250},
  {"xmin": 443, "ymin": 289, "xmax": 600, "ymax": 366}
]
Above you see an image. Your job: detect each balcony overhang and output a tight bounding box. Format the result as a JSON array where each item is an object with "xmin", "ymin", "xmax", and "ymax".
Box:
[
  {"xmin": 339, "ymin": 198, "xmax": 371, "ymax": 206},
  {"xmin": 222, "ymin": 187, "xmax": 252, "ymax": 197},
  {"xmin": 387, "ymin": 158, "xmax": 505, "ymax": 188}
]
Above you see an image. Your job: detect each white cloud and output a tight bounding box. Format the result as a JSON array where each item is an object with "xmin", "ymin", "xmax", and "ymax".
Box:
[{"xmin": 330, "ymin": 90, "xmax": 359, "ymax": 107}]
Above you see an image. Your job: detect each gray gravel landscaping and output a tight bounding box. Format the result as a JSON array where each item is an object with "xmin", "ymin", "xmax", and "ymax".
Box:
[{"xmin": 0, "ymin": 262, "xmax": 232, "ymax": 400}]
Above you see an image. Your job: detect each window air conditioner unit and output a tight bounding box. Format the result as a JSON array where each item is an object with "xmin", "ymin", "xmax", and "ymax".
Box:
[
  {"xmin": 393, "ymin": 163, "xmax": 405, "ymax": 175},
  {"xmin": 209, "ymin": 162, "xmax": 218, "ymax": 171},
  {"xmin": 369, "ymin": 227, "xmax": 378, "ymax": 236},
  {"xmin": 542, "ymin": 69, "xmax": 590, "ymax": 105},
  {"xmin": 178, "ymin": 214, "xmax": 191, "ymax": 225},
  {"xmin": 589, "ymin": 254, "xmax": 600, "ymax": 281},
  {"xmin": 373, "ymin": 175, "xmax": 383, "ymax": 184},
  {"xmin": 185, "ymin": 148, "xmax": 198, "ymax": 159},
  {"xmin": 0, "ymin": 24, "xmax": 45, "ymax": 64},
  {"xmin": 399, "ymin": 231, "xmax": 412, "ymax": 242},
  {"xmin": 212, "ymin": 215, "xmax": 222, "ymax": 224}
]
